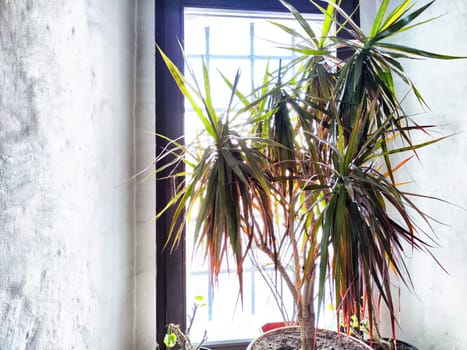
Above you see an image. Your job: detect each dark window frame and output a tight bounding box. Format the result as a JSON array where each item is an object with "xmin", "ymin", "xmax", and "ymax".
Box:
[{"xmin": 155, "ymin": 1, "xmax": 359, "ymax": 349}]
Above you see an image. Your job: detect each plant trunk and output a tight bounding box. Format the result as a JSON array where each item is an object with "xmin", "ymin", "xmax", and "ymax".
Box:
[{"xmin": 299, "ymin": 311, "xmax": 316, "ymax": 350}]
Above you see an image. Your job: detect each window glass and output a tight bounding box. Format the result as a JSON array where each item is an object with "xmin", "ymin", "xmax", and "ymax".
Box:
[{"xmin": 183, "ymin": 8, "xmax": 333, "ymax": 343}]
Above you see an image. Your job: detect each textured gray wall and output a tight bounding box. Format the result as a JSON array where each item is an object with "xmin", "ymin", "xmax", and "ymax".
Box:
[
  {"xmin": 0, "ymin": 1, "xmax": 141, "ymax": 349},
  {"xmin": 361, "ymin": 1, "xmax": 467, "ymax": 349}
]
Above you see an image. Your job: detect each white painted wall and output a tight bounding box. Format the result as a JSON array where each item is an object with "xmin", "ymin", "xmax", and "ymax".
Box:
[
  {"xmin": 360, "ymin": 1, "xmax": 467, "ymax": 349},
  {"xmin": 0, "ymin": 1, "xmax": 156, "ymax": 349},
  {"xmin": 133, "ymin": 0, "xmax": 157, "ymax": 349}
]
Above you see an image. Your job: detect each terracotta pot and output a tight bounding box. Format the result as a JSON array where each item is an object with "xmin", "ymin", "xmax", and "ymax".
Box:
[
  {"xmin": 248, "ymin": 326, "xmax": 372, "ymax": 350},
  {"xmin": 261, "ymin": 322, "xmax": 287, "ymax": 333}
]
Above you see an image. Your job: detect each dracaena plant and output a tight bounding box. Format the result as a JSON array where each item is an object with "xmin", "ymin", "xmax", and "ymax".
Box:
[{"xmin": 155, "ymin": 1, "xmax": 461, "ymax": 349}]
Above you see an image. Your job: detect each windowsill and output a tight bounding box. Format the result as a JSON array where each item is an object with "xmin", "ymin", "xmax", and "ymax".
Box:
[{"xmin": 203, "ymin": 338, "xmax": 252, "ymax": 350}]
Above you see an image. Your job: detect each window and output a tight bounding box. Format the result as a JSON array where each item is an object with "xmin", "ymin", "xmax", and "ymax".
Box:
[
  {"xmin": 183, "ymin": 8, "xmax": 328, "ymax": 343},
  {"xmin": 155, "ymin": 1, "xmax": 359, "ymax": 348}
]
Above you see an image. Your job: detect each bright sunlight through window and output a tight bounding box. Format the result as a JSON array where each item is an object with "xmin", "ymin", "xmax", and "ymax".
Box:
[{"xmin": 183, "ymin": 8, "xmax": 335, "ymax": 343}]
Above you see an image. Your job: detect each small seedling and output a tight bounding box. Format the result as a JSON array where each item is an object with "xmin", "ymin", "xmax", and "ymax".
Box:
[{"xmin": 163, "ymin": 296, "xmax": 208, "ymax": 350}]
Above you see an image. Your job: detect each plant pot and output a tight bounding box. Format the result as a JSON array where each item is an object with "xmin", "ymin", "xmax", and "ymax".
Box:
[
  {"xmin": 247, "ymin": 326, "xmax": 372, "ymax": 350},
  {"xmin": 366, "ymin": 339, "xmax": 417, "ymax": 350},
  {"xmin": 261, "ymin": 322, "xmax": 286, "ymax": 333}
]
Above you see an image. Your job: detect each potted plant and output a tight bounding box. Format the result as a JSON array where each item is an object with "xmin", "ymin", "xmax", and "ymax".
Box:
[
  {"xmin": 162, "ymin": 297, "xmax": 209, "ymax": 350},
  {"xmin": 339, "ymin": 313, "xmax": 418, "ymax": 349},
  {"xmin": 155, "ymin": 1, "xmax": 461, "ymax": 349}
]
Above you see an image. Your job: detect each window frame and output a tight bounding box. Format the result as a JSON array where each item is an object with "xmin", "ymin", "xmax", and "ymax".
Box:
[{"xmin": 155, "ymin": 1, "xmax": 359, "ymax": 349}]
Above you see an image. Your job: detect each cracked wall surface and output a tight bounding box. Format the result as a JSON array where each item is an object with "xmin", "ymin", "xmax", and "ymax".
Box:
[{"xmin": 0, "ymin": 1, "xmax": 138, "ymax": 349}]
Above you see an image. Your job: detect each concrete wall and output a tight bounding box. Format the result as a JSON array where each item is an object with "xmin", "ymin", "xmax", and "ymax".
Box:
[
  {"xmin": 0, "ymin": 1, "xmax": 156, "ymax": 349},
  {"xmin": 361, "ymin": 1, "xmax": 467, "ymax": 349}
]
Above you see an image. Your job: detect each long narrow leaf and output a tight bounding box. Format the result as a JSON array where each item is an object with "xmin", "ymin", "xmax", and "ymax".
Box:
[{"xmin": 369, "ymin": 0, "xmax": 389, "ymax": 38}]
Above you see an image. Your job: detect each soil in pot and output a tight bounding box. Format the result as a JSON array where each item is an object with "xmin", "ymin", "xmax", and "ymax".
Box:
[{"xmin": 248, "ymin": 326, "xmax": 372, "ymax": 350}]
